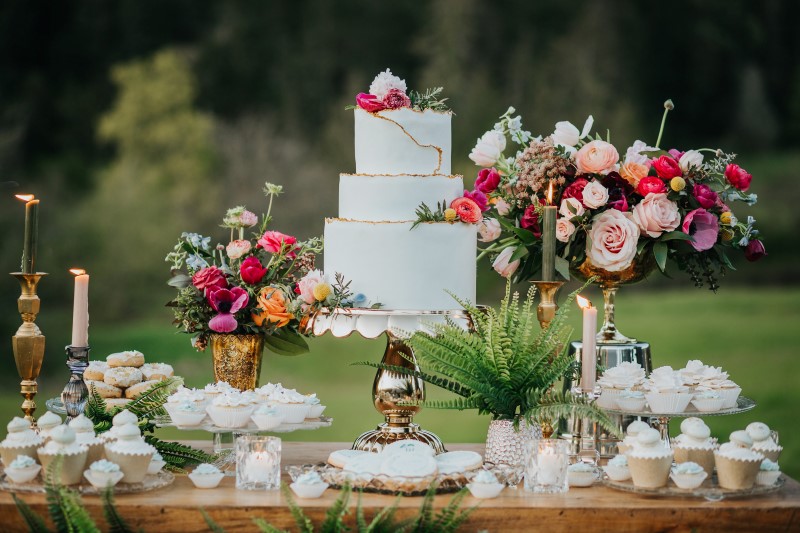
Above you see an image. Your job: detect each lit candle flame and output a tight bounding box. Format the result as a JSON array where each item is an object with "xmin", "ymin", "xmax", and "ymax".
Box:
[
  {"xmin": 15, "ymin": 194, "xmax": 35, "ymax": 202},
  {"xmin": 547, "ymin": 182, "xmax": 554, "ymax": 205},
  {"xmin": 69, "ymin": 268, "xmax": 86, "ymax": 276},
  {"xmin": 576, "ymin": 295, "xmax": 592, "ymax": 309}
]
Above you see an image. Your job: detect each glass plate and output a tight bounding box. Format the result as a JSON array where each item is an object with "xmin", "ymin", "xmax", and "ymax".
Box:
[
  {"xmin": 153, "ymin": 415, "xmax": 333, "ymax": 434},
  {"xmin": 0, "ymin": 470, "xmax": 175, "ymax": 495},
  {"xmin": 603, "ymin": 475, "xmax": 784, "ymax": 501},
  {"xmin": 603, "ymin": 396, "xmax": 756, "ymax": 417}
]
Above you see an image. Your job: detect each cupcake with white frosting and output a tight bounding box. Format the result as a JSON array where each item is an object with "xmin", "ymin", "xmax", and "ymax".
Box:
[
  {"xmin": 166, "ymin": 387, "xmax": 207, "ymax": 419},
  {"xmin": 567, "ymin": 462, "xmax": 596, "ymax": 487},
  {"xmin": 4, "ymin": 455, "xmax": 41, "ymax": 484},
  {"xmin": 602, "ymin": 455, "xmax": 630, "ymax": 481},
  {"xmin": 466, "ymin": 469, "xmax": 504, "ymax": 499},
  {"xmin": 672, "ymin": 418, "xmax": 717, "ymax": 475},
  {"xmin": 627, "ymin": 428, "xmax": 673, "ymax": 488},
  {"xmin": 69, "ymin": 414, "xmax": 104, "ymax": 466},
  {"xmin": 83, "ymin": 459, "xmax": 124, "ymax": 488},
  {"xmin": 147, "ymin": 451, "xmax": 166, "ymax": 475},
  {"xmin": 290, "ymin": 470, "xmax": 329, "ymax": 498},
  {"xmin": 670, "ymin": 461, "xmax": 707, "ymax": 490},
  {"xmin": 304, "ymin": 394, "xmax": 326, "ymax": 418},
  {"xmin": 596, "ymin": 362, "xmax": 646, "ymax": 409},
  {"xmin": 104, "ymin": 409, "xmax": 139, "ymax": 442},
  {"xmin": 618, "ymin": 420, "xmax": 650, "ymax": 455},
  {"xmin": 694, "ymin": 365, "xmax": 740, "ymax": 408},
  {"xmin": 104, "ymin": 423, "xmax": 156, "ymax": 483},
  {"xmin": 1, "ymin": 417, "xmax": 44, "ymax": 466},
  {"xmin": 756, "ymin": 459, "xmax": 781, "ymax": 486},
  {"xmin": 690, "ymin": 390, "xmax": 724, "ymax": 412},
  {"xmin": 202, "ymin": 381, "xmax": 237, "ymax": 403},
  {"xmin": 614, "ymin": 390, "xmax": 646, "ymax": 412},
  {"xmin": 37, "ymin": 425, "xmax": 88, "ymax": 485},
  {"xmin": 714, "ymin": 430, "xmax": 764, "ymax": 490},
  {"xmin": 746, "ymin": 422, "xmax": 782, "ymax": 462},
  {"xmin": 37, "ymin": 411, "xmax": 62, "ymax": 441},
  {"xmin": 205, "ymin": 392, "xmax": 255, "ymax": 428},
  {"xmin": 188, "ymin": 463, "xmax": 224, "ymax": 489},
  {"xmin": 169, "ymin": 401, "xmax": 207, "ymax": 427},
  {"xmin": 266, "ymin": 387, "xmax": 311, "ymax": 423},
  {"xmin": 251, "ymin": 404, "xmax": 285, "ymax": 431},
  {"xmin": 643, "ymin": 366, "xmax": 692, "ymax": 413}
]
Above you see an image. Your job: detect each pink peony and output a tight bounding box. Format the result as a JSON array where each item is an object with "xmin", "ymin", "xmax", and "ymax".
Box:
[
  {"xmin": 631, "ymin": 193, "xmax": 681, "ymax": 238},
  {"xmin": 356, "ymin": 92, "xmax": 385, "ymax": 113},
  {"xmin": 682, "ymin": 208, "xmax": 719, "ymax": 251},
  {"xmin": 652, "ymin": 155, "xmax": 683, "ymax": 179},
  {"xmin": 477, "ymin": 218, "xmax": 501, "ymax": 242},
  {"xmin": 226, "ymin": 239, "xmax": 251, "ymax": 260},
  {"xmin": 586, "ymin": 209, "xmax": 641, "ymax": 272},
  {"xmin": 492, "ymin": 247, "xmax": 520, "ymax": 278},
  {"xmin": 574, "ymin": 140, "xmax": 619, "ymax": 175},
  {"xmin": 192, "ymin": 266, "xmax": 228, "ymax": 297},
  {"xmin": 744, "ymin": 239, "xmax": 766, "ymax": 261},
  {"xmin": 724, "ymin": 164, "xmax": 752, "ymax": 191},
  {"xmin": 562, "ymin": 178, "xmax": 589, "ymax": 206},
  {"xmin": 240, "ymin": 256, "xmax": 268, "ymax": 284},
  {"xmin": 257, "ymin": 231, "xmax": 298, "ymax": 258},
  {"xmin": 208, "ymin": 287, "xmax": 249, "ymax": 333},
  {"xmin": 637, "ymin": 176, "xmax": 667, "ymax": 196},
  {"xmin": 475, "ymin": 168, "xmax": 501, "ymax": 194},
  {"xmin": 382, "ymin": 88, "xmax": 411, "ymax": 109},
  {"xmin": 556, "ymin": 218, "xmax": 576, "ymax": 243},
  {"xmin": 296, "ymin": 270, "xmax": 324, "ymax": 305},
  {"xmin": 463, "ymin": 189, "xmax": 489, "ymax": 212},
  {"xmin": 692, "ymin": 184, "xmax": 718, "ymax": 209},
  {"xmin": 450, "ymin": 197, "xmax": 482, "ymax": 223}
]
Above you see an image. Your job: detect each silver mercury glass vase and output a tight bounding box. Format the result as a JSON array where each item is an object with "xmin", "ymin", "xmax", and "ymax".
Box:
[{"xmin": 485, "ymin": 418, "xmax": 543, "ymax": 466}]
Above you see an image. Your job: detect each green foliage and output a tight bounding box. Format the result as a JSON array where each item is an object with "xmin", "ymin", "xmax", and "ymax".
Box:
[
  {"xmin": 201, "ymin": 509, "xmax": 228, "ymax": 533},
  {"xmin": 101, "ymin": 488, "xmax": 139, "ymax": 533},
  {"xmin": 145, "ymin": 436, "xmax": 217, "ymax": 473},
  {"xmin": 412, "ymin": 200, "xmax": 449, "ymax": 229},
  {"xmin": 12, "ymin": 494, "xmax": 49, "ymax": 533},
  {"xmin": 408, "ymin": 87, "xmax": 450, "ymax": 112}
]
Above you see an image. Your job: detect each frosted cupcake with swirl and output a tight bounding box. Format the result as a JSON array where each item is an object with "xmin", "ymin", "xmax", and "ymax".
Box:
[
  {"xmin": 746, "ymin": 422, "xmax": 782, "ymax": 462},
  {"xmin": 672, "ymin": 418, "xmax": 717, "ymax": 475},
  {"xmin": 37, "ymin": 425, "xmax": 88, "ymax": 485},
  {"xmin": 627, "ymin": 428, "xmax": 673, "ymax": 488},
  {"xmin": 1, "ymin": 417, "xmax": 44, "ymax": 467},
  {"xmin": 206, "ymin": 392, "xmax": 255, "ymax": 428},
  {"xmin": 693, "ymin": 365, "xmax": 741, "ymax": 408},
  {"xmin": 104, "ymin": 423, "xmax": 156, "ymax": 483},
  {"xmin": 596, "ymin": 362, "xmax": 646, "ymax": 409},
  {"xmin": 69, "ymin": 414, "xmax": 105, "ymax": 466},
  {"xmin": 714, "ymin": 430, "xmax": 764, "ymax": 490},
  {"xmin": 643, "ymin": 366, "xmax": 692, "ymax": 413}
]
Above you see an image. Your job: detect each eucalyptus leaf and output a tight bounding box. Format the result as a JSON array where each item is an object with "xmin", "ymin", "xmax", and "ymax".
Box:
[
  {"xmin": 555, "ymin": 256, "xmax": 571, "ymax": 280},
  {"xmin": 167, "ymin": 274, "xmax": 191, "ymax": 288},
  {"xmin": 660, "ymin": 231, "xmax": 693, "ymax": 242}
]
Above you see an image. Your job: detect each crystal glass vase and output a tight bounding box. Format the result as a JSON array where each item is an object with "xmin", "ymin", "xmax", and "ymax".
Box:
[{"xmin": 485, "ymin": 418, "xmax": 543, "ymax": 467}]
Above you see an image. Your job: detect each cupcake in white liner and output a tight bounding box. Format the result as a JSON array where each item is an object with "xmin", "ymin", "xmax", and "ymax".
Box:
[
  {"xmin": 205, "ymin": 392, "xmax": 255, "ymax": 428},
  {"xmin": 627, "ymin": 428, "xmax": 673, "ymax": 489},
  {"xmin": 756, "ymin": 459, "xmax": 781, "ymax": 486},
  {"xmin": 643, "ymin": 366, "xmax": 692, "ymax": 413},
  {"xmin": 672, "ymin": 418, "xmax": 717, "ymax": 475},
  {"xmin": 203, "ymin": 381, "xmax": 238, "ymax": 403},
  {"xmin": 714, "ymin": 430, "xmax": 764, "ymax": 490},
  {"xmin": 466, "ymin": 469, "xmax": 504, "ymax": 499},
  {"xmin": 690, "ymin": 390, "xmax": 725, "ymax": 412},
  {"xmin": 168, "ymin": 402, "xmax": 207, "ymax": 427},
  {"xmin": 147, "ymin": 452, "xmax": 166, "ymax": 475},
  {"xmin": 304, "ymin": 394, "xmax": 326, "ymax": 418},
  {"xmin": 251, "ymin": 405, "xmax": 285, "ymax": 431},
  {"xmin": 37, "ymin": 425, "xmax": 88, "ymax": 485},
  {"xmin": 618, "ymin": 420, "xmax": 650, "ymax": 455},
  {"xmin": 746, "ymin": 422, "xmax": 782, "ymax": 462},
  {"xmin": 1, "ymin": 417, "xmax": 44, "ymax": 466},
  {"xmin": 69, "ymin": 414, "xmax": 104, "ymax": 466},
  {"xmin": 105, "ymin": 409, "xmax": 139, "ymax": 441},
  {"xmin": 567, "ymin": 462, "xmax": 597, "ymax": 487},
  {"xmin": 37, "ymin": 411, "xmax": 62, "ymax": 441},
  {"xmin": 614, "ymin": 390, "xmax": 646, "ymax": 412},
  {"xmin": 104, "ymin": 423, "xmax": 156, "ymax": 483},
  {"xmin": 670, "ymin": 461, "xmax": 707, "ymax": 489},
  {"xmin": 694, "ymin": 366, "xmax": 740, "ymax": 408},
  {"xmin": 189, "ymin": 463, "xmax": 224, "ymax": 489},
  {"xmin": 254, "ymin": 382, "xmax": 280, "ymax": 403},
  {"xmin": 5, "ymin": 455, "xmax": 41, "ymax": 484},
  {"xmin": 267, "ymin": 387, "xmax": 311, "ymax": 423},
  {"xmin": 290, "ymin": 470, "xmax": 329, "ymax": 498},
  {"xmin": 83, "ymin": 459, "xmax": 124, "ymax": 488},
  {"xmin": 167, "ymin": 386, "xmax": 207, "ymax": 412},
  {"xmin": 596, "ymin": 362, "xmax": 646, "ymax": 409},
  {"xmin": 678, "ymin": 360, "xmax": 708, "ymax": 390},
  {"xmin": 602, "ymin": 455, "xmax": 630, "ymax": 481}
]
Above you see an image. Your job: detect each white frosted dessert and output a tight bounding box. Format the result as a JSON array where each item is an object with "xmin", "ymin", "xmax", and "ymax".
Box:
[
  {"xmin": 104, "ymin": 423, "xmax": 156, "ymax": 483},
  {"xmin": 672, "ymin": 418, "xmax": 716, "ymax": 474},
  {"xmin": 619, "ymin": 420, "xmax": 650, "ymax": 454},
  {"xmin": 596, "ymin": 362, "xmax": 646, "ymax": 408},
  {"xmin": 567, "ymin": 462, "xmax": 597, "ymax": 487},
  {"xmin": 627, "ymin": 428, "xmax": 673, "ymax": 488},
  {"xmin": 603, "ymin": 455, "xmax": 630, "ymax": 481},
  {"xmin": 691, "ymin": 390, "xmax": 724, "ymax": 412},
  {"xmin": 339, "ymin": 174, "xmax": 462, "ymax": 221},
  {"xmin": 290, "ymin": 470, "xmax": 329, "ymax": 499},
  {"xmin": 37, "ymin": 411, "xmax": 62, "ymax": 440},
  {"xmin": 1, "ymin": 417, "xmax": 44, "ymax": 466},
  {"xmin": 205, "ymin": 392, "xmax": 255, "ymax": 428},
  {"xmin": 746, "ymin": 422, "xmax": 782, "ymax": 462},
  {"xmin": 189, "ymin": 463, "xmax": 224, "ymax": 489},
  {"xmin": 147, "ymin": 451, "xmax": 166, "ymax": 475},
  {"xmin": 644, "ymin": 366, "xmax": 692, "ymax": 413},
  {"xmin": 467, "ymin": 469, "xmax": 504, "ymax": 499},
  {"xmin": 670, "ymin": 461, "xmax": 707, "ymax": 489},
  {"xmin": 37, "ymin": 425, "xmax": 88, "ymax": 485},
  {"xmin": 714, "ymin": 430, "xmax": 764, "ymax": 490},
  {"xmin": 106, "ymin": 409, "xmax": 139, "ymax": 440},
  {"xmin": 68, "ymin": 414, "xmax": 104, "ymax": 466},
  {"xmin": 84, "ymin": 459, "xmax": 124, "ymax": 488},
  {"xmin": 5, "ymin": 455, "xmax": 41, "ymax": 484},
  {"xmin": 756, "ymin": 459, "xmax": 781, "ymax": 486}
]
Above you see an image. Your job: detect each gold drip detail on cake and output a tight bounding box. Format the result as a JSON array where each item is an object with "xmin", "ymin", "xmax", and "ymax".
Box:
[{"xmin": 371, "ymin": 114, "xmax": 444, "ymax": 175}]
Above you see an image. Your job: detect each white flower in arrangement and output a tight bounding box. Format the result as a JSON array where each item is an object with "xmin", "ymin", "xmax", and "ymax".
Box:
[
  {"xmin": 581, "ymin": 180, "xmax": 609, "ymax": 209},
  {"xmin": 679, "ymin": 150, "xmax": 704, "ymax": 171},
  {"xmin": 186, "ymin": 254, "xmax": 209, "ymax": 270},
  {"xmin": 550, "ymin": 115, "xmax": 593, "ymax": 153},
  {"xmin": 469, "ymin": 130, "xmax": 507, "ymax": 167},
  {"xmin": 368, "ymin": 69, "xmax": 407, "ymax": 100},
  {"xmin": 624, "ymin": 140, "xmax": 658, "ymax": 165},
  {"xmin": 181, "ymin": 232, "xmax": 211, "ymax": 251}
]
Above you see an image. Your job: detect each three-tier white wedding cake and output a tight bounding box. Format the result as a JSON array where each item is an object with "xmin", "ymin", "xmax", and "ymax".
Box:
[{"xmin": 324, "ymin": 90, "xmax": 476, "ymax": 310}]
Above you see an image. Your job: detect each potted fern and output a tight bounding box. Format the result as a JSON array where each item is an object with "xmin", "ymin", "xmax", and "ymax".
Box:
[{"xmin": 359, "ymin": 282, "xmax": 619, "ymax": 466}]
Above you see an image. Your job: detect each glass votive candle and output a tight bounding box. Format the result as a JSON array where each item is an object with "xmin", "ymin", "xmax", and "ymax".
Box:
[
  {"xmin": 524, "ymin": 438, "xmax": 569, "ymax": 494},
  {"xmin": 236, "ymin": 435, "xmax": 281, "ymax": 490}
]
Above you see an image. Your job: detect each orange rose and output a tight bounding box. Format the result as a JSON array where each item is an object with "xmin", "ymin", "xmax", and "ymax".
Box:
[
  {"xmin": 252, "ymin": 287, "xmax": 294, "ymax": 328},
  {"xmin": 619, "ymin": 161, "xmax": 649, "ymax": 186}
]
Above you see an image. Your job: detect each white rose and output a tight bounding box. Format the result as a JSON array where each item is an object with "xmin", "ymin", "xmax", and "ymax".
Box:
[
  {"xmin": 492, "ymin": 247, "xmax": 520, "ymax": 278},
  {"xmin": 469, "ymin": 131, "xmax": 506, "ymax": 167},
  {"xmin": 586, "ymin": 209, "xmax": 640, "ymax": 272},
  {"xmin": 581, "ymin": 180, "xmax": 609, "ymax": 209},
  {"xmin": 631, "ymin": 193, "xmax": 681, "ymax": 238},
  {"xmin": 495, "ymin": 198, "xmax": 511, "ymax": 216},
  {"xmin": 477, "ymin": 218, "xmax": 501, "ymax": 242},
  {"xmin": 368, "ymin": 68, "xmax": 407, "ymax": 100},
  {"xmin": 550, "ymin": 115, "xmax": 593, "ymax": 152},
  {"xmin": 556, "ymin": 218, "xmax": 575, "ymax": 243},
  {"xmin": 679, "ymin": 150, "xmax": 704, "ymax": 171},
  {"xmin": 559, "ymin": 197, "xmax": 585, "ymax": 219}
]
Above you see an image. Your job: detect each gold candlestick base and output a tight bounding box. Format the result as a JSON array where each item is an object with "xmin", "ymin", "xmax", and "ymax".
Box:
[
  {"xmin": 531, "ymin": 281, "xmax": 565, "ymax": 329},
  {"xmin": 10, "ymin": 272, "xmax": 47, "ymax": 425}
]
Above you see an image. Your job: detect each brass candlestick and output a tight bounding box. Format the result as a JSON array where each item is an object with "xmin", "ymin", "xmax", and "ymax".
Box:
[
  {"xmin": 10, "ymin": 272, "xmax": 47, "ymax": 425},
  {"xmin": 531, "ymin": 280, "xmax": 565, "ymax": 329}
]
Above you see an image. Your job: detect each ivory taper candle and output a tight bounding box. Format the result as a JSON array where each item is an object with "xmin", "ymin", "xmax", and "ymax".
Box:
[
  {"xmin": 70, "ymin": 269, "xmax": 90, "ymax": 347},
  {"xmin": 577, "ymin": 295, "xmax": 597, "ymax": 393}
]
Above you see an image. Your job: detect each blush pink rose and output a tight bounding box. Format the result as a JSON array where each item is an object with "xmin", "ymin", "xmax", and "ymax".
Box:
[
  {"xmin": 581, "ymin": 180, "xmax": 609, "ymax": 209},
  {"xmin": 631, "ymin": 193, "xmax": 681, "ymax": 238},
  {"xmin": 477, "ymin": 218, "xmax": 501, "ymax": 242},
  {"xmin": 258, "ymin": 231, "xmax": 298, "ymax": 258},
  {"xmin": 724, "ymin": 164, "xmax": 752, "ymax": 191},
  {"xmin": 492, "ymin": 247, "xmax": 520, "ymax": 278},
  {"xmin": 356, "ymin": 92, "xmax": 385, "ymax": 113},
  {"xmin": 637, "ymin": 176, "xmax": 667, "ymax": 196},
  {"xmin": 226, "ymin": 239, "xmax": 251, "ymax": 260},
  {"xmin": 586, "ymin": 209, "xmax": 641, "ymax": 272},
  {"xmin": 494, "ymin": 198, "xmax": 511, "ymax": 216},
  {"xmin": 382, "ymin": 88, "xmax": 411, "ymax": 109},
  {"xmin": 559, "ymin": 197, "xmax": 585, "ymax": 219},
  {"xmin": 296, "ymin": 270, "xmax": 324, "ymax": 305},
  {"xmin": 556, "ymin": 218, "xmax": 576, "ymax": 243},
  {"xmin": 682, "ymin": 208, "xmax": 719, "ymax": 251},
  {"xmin": 574, "ymin": 140, "xmax": 619, "ymax": 175}
]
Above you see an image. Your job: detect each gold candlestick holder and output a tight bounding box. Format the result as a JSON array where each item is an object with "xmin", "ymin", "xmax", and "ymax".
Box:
[
  {"xmin": 531, "ymin": 280, "xmax": 565, "ymax": 329},
  {"xmin": 10, "ymin": 272, "xmax": 47, "ymax": 425}
]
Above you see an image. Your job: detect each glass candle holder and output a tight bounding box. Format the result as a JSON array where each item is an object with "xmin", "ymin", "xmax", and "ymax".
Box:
[
  {"xmin": 524, "ymin": 439, "xmax": 569, "ymax": 494},
  {"xmin": 236, "ymin": 435, "xmax": 281, "ymax": 490}
]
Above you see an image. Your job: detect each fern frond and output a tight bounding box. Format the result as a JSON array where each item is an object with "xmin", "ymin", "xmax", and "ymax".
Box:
[
  {"xmin": 280, "ymin": 483, "xmax": 314, "ymax": 533},
  {"xmin": 252, "ymin": 517, "xmax": 288, "ymax": 533},
  {"xmin": 201, "ymin": 509, "xmax": 227, "ymax": 533},
  {"xmin": 12, "ymin": 493, "xmax": 51, "ymax": 533},
  {"xmin": 146, "ymin": 436, "xmax": 216, "ymax": 471},
  {"xmin": 60, "ymin": 487, "xmax": 101, "ymax": 533},
  {"xmin": 525, "ymin": 389, "xmax": 622, "ymax": 438},
  {"xmin": 415, "ymin": 483, "xmax": 436, "ymax": 530},
  {"xmin": 363, "ymin": 493, "xmax": 402, "ymax": 533},
  {"xmin": 102, "ymin": 487, "xmax": 137, "ymax": 533},
  {"xmin": 85, "ymin": 386, "xmax": 113, "ymax": 433},
  {"xmin": 320, "ymin": 481, "xmax": 351, "ymax": 532},
  {"xmin": 431, "ymin": 488, "xmax": 476, "ymax": 533},
  {"xmin": 126, "ymin": 377, "xmax": 184, "ymax": 420}
]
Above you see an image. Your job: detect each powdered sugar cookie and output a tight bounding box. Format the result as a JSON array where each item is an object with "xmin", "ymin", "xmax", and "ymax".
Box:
[
  {"xmin": 435, "ymin": 451, "xmax": 483, "ymax": 475},
  {"xmin": 141, "ymin": 363, "xmax": 174, "ymax": 381},
  {"xmin": 343, "ymin": 453, "xmax": 383, "ymax": 480},
  {"xmin": 104, "ymin": 398, "xmax": 132, "ymax": 410},
  {"xmin": 84, "ymin": 361, "xmax": 109, "ymax": 381},
  {"xmin": 87, "ymin": 380, "xmax": 122, "ymax": 399},
  {"xmin": 327, "ymin": 449, "xmax": 368, "ymax": 469},
  {"xmin": 125, "ymin": 380, "xmax": 161, "ymax": 399},
  {"xmin": 107, "ymin": 350, "xmax": 145, "ymax": 368},
  {"xmin": 104, "ymin": 367, "xmax": 143, "ymax": 388},
  {"xmin": 380, "ymin": 453, "xmax": 438, "ymax": 478},
  {"xmin": 381, "ymin": 439, "xmax": 436, "ymax": 457}
]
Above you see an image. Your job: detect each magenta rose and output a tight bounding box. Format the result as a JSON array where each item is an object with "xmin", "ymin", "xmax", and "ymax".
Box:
[
  {"xmin": 637, "ymin": 176, "xmax": 667, "ymax": 196},
  {"xmin": 724, "ymin": 164, "xmax": 752, "ymax": 191},
  {"xmin": 475, "ymin": 168, "xmax": 501, "ymax": 194},
  {"xmin": 192, "ymin": 266, "xmax": 228, "ymax": 297},
  {"xmin": 520, "ymin": 199, "xmax": 546, "ymax": 238},
  {"xmin": 652, "ymin": 155, "xmax": 682, "ymax": 179},
  {"xmin": 744, "ymin": 239, "xmax": 766, "ymax": 261},
  {"xmin": 240, "ymin": 256, "xmax": 268, "ymax": 285},
  {"xmin": 356, "ymin": 92, "xmax": 385, "ymax": 113},
  {"xmin": 562, "ymin": 178, "xmax": 589, "ymax": 206},
  {"xmin": 463, "ymin": 189, "xmax": 489, "ymax": 212},
  {"xmin": 257, "ymin": 231, "xmax": 298, "ymax": 258},
  {"xmin": 382, "ymin": 88, "xmax": 411, "ymax": 109},
  {"xmin": 682, "ymin": 208, "xmax": 719, "ymax": 251},
  {"xmin": 208, "ymin": 287, "xmax": 249, "ymax": 333},
  {"xmin": 692, "ymin": 184, "xmax": 719, "ymax": 209}
]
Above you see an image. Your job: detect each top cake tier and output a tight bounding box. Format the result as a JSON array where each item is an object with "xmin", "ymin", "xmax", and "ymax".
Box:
[{"xmin": 355, "ymin": 108, "xmax": 452, "ymax": 175}]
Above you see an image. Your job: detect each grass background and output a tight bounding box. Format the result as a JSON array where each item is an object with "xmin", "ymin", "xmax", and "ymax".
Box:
[{"xmin": 5, "ymin": 286, "xmax": 797, "ymax": 479}]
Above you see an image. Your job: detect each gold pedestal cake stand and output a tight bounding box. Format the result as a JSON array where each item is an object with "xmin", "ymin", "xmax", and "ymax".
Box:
[{"xmin": 308, "ymin": 308, "xmax": 473, "ymax": 454}]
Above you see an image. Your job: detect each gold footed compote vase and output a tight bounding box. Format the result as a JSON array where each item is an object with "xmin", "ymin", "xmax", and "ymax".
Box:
[{"xmin": 11, "ymin": 272, "xmax": 47, "ymax": 426}]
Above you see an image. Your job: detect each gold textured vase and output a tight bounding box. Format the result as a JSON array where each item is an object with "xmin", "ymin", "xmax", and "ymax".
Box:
[{"xmin": 209, "ymin": 334, "xmax": 265, "ymax": 391}]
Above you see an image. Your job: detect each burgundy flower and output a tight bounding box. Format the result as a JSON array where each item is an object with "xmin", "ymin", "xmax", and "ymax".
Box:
[
  {"xmin": 744, "ymin": 239, "xmax": 767, "ymax": 261},
  {"xmin": 652, "ymin": 155, "xmax": 682, "ymax": 179},
  {"xmin": 637, "ymin": 176, "xmax": 667, "ymax": 196},
  {"xmin": 562, "ymin": 178, "xmax": 589, "ymax": 206},
  {"xmin": 724, "ymin": 164, "xmax": 752, "ymax": 191},
  {"xmin": 520, "ymin": 199, "xmax": 546, "ymax": 238},
  {"xmin": 382, "ymin": 89, "xmax": 411, "ymax": 109},
  {"xmin": 602, "ymin": 172, "xmax": 634, "ymax": 212},
  {"xmin": 475, "ymin": 168, "xmax": 501, "ymax": 194},
  {"xmin": 240, "ymin": 256, "xmax": 268, "ymax": 284},
  {"xmin": 682, "ymin": 208, "xmax": 719, "ymax": 251},
  {"xmin": 692, "ymin": 184, "xmax": 718, "ymax": 209},
  {"xmin": 208, "ymin": 287, "xmax": 250, "ymax": 333},
  {"xmin": 192, "ymin": 266, "xmax": 228, "ymax": 297},
  {"xmin": 356, "ymin": 92, "xmax": 385, "ymax": 113},
  {"xmin": 463, "ymin": 189, "xmax": 489, "ymax": 212}
]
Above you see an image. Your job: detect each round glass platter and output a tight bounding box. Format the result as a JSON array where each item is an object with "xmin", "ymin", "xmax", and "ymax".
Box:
[
  {"xmin": 603, "ymin": 475, "xmax": 784, "ymax": 501},
  {"xmin": 603, "ymin": 396, "xmax": 756, "ymax": 418},
  {"xmin": 0, "ymin": 469, "xmax": 174, "ymax": 495}
]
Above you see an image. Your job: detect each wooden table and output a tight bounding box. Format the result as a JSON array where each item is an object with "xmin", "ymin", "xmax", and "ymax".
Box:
[{"xmin": 1, "ymin": 442, "xmax": 798, "ymax": 532}]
